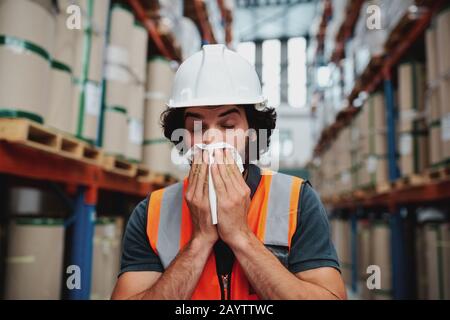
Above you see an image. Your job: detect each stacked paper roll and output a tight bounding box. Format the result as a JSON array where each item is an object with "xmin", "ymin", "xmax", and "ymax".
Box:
[
  {"xmin": 46, "ymin": 2, "xmax": 77, "ymax": 132},
  {"xmin": 78, "ymin": 0, "xmax": 110, "ymax": 34},
  {"xmin": 69, "ymin": 0, "xmax": 110, "ymax": 142},
  {"xmin": 102, "ymin": 4, "xmax": 135, "ymax": 156},
  {"xmin": 0, "ymin": 0, "xmax": 55, "ymax": 122},
  {"xmin": 73, "ymin": 32, "xmax": 106, "ymax": 83},
  {"xmin": 103, "ymin": 106, "xmax": 127, "ymax": 155},
  {"xmin": 47, "ymin": 66, "xmax": 73, "ymax": 132},
  {"xmin": 397, "ymin": 62, "xmax": 428, "ymax": 177},
  {"xmin": 71, "ymin": 80, "xmax": 102, "ymax": 142},
  {"xmin": 54, "ymin": 1, "xmax": 76, "ymax": 68},
  {"xmin": 5, "ymin": 218, "xmax": 64, "ymax": 299},
  {"xmin": 106, "ymin": 4, "xmax": 134, "ymax": 67},
  {"xmin": 436, "ymin": 9, "xmax": 450, "ymax": 163},
  {"xmin": 124, "ymin": 24, "xmax": 149, "ymax": 161},
  {"xmin": 0, "ymin": 0, "xmax": 55, "ymax": 53},
  {"xmin": 130, "ymin": 22, "xmax": 148, "ymax": 83},
  {"xmin": 370, "ymin": 222, "xmax": 392, "ymax": 300},
  {"xmin": 91, "ymin": 217, "xmax": 124, "ymax": 300},
  {"xmin": 125, "ymin": 84, "xmax": 145, "ymax": 161},
  {"xmin": 143, "ymin": 57, "xmax": 175, "ymax": 174},
  {"xmin": 425, "ymin": 26, "xmax": 444, "ymax": 168}
]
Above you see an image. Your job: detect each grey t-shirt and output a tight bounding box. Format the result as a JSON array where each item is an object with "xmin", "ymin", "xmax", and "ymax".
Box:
[{"xmin": 119, "ymin": 164, "xmax": 340, "ymax": 276}]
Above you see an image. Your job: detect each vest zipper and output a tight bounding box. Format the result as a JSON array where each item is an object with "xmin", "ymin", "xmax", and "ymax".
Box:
[{"xmin": 219, "ymin": 273, "xmax": 231, "ymax": 300}]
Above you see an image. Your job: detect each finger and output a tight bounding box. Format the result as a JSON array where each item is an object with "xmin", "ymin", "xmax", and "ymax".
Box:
[
  {"xmin": 211, "ymin": 162, "xmax": 227, "ymax": 194},
  {"xmin": 226, "ymin": 149, "xmax": 248, "ymax": 189},
  {"xmin": 223, "ymin": 149, "xmax": 241, "ymax": 190},
  {"xmin": 189, "ymin": 148, "xmax": 202, "ymax": 187},
  {"xmin": 203, "ymin": 150, "xmax": 211, "ymax": 195},
  {"xmin": 188, "ymin": 148, "xmax": 200, "ymax": 181},
  {"xmin": 194, "ymin": 150, "xmax": 208, "ymax": 197},
  {"xmin": 214, "ymin": 149, "xmax": 231, "ymax": 191}
]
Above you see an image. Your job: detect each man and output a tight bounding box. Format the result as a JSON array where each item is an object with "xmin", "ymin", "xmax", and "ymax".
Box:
[{"xmin": 112, "ymin": 44, "xmax": 346, "ymax": 300}]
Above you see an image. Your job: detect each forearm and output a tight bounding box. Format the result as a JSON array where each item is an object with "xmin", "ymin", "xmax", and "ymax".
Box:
[
  {"xmin": 133, "ymin": 237, "xmax": 213, "ymax": 300},
  {"xmin": 229, "ymin": 232, "xmax": 341, "ymax": 300}
]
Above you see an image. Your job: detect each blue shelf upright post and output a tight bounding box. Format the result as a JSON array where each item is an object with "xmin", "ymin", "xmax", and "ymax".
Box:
[
  {"xmin": 383, "ymin": 67, "xmax": 406, "ymax": 299},
  {"xmin": 389, "ymin": 208, "xmax": 408, "ymax": 300},
  {"xmin": 67, "ymin": 186, "xmax": 97, "ymax": 300},
  {"xmin": 383, "ymin": 70, "xmax": 400, "ymax": 181}
]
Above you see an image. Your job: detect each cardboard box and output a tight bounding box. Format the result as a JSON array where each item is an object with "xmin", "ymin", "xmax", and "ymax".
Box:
[{"xmin": 5, "ymin": 218, "xmax": 64, "ymax": 300}]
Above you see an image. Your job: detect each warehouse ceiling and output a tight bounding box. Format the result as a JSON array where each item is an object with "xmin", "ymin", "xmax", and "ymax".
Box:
[{"xmin": 234, "ymin": 0, "xmax": 319, "ymax": 42}]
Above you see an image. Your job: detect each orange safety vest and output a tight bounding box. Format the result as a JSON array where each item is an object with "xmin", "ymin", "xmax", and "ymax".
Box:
[{"xmin": 146, "ymin": 170, "xmax": 304, "ymax": 300}]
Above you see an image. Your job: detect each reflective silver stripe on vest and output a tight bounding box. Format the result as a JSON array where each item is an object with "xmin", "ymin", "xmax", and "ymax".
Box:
[
  {"xmin": 156, "ymin": 182, "xmax": 183, "ymax": 269},
  {"xmin": 264, "ymin": 173, "xmax": 297, "ymax": 247}
]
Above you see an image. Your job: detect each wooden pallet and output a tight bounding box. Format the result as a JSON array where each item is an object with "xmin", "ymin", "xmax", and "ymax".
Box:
[
  {"xmin": 424, "ymin": 166, "xmax": 450, "ymax": 181},
  {"xmin": 393, "ymin": 174, "xmax": 428, "ymax": 190},
  {"xmin": 0, "ymin": 118, "xmax": 105, "ymax": 166},
  {"xmin": 135, "ymin": 164, "xmax": 178, "ymax": 185},
  {"xmin": 0, "ymin": 118, "xmax": 59, "ymax": 152},
  {"xmin": 352, "ymin": 189, "xmax": 372, "ymax": 199},
  {"xmin": 376, "ymin": 181, "xmax": 393, "ymax": 194},
  {"xmin": 136, "ymin": 164, "xmax": 152, "ymax": 182},
  {"xmin": 103, "ymin": 155, "xmax": 138, "ymax": 177},
  {"xmin": 135, "ymin": 164, "xmax": 163, "ymax": 184},
  {"xmin": 0, "ymin": 118, "xmax": 86, "ymax": 160},
  {"xmin": 80, "ymin": 142, "xmax": 103, "ymax": 165}
]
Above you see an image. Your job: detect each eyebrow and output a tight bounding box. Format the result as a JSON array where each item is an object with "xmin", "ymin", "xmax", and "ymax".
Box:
[
  {"xmin": 184, "ymin": 111, "xmax": 204, "ymax": 120},
  {"xmin": 218, "ymin": 108, "xmax": 241, "ymax": 118},
  {"xmin": 184, "ymin": 108, "xmax": 242, "ymax": 121}
]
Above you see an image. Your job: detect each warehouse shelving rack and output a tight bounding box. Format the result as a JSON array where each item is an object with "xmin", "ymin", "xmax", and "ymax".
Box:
[
  {"xmin": 330, "ymin": 0, "xmax": 365, "ymax": 63},
  {"xmin": 312, "ymin": 0, "xmax": 449, "ymax": 300},
  {"xmin": 128, "ymin": 0, "xmax": 181, "ymax": 61},
  {"xmin": 0, "ymin": 138, "xmax": 168, "ymax": 299},
  {"xmin": 0, "ymin": 0, "xmax": 182, "ymax": 300}
]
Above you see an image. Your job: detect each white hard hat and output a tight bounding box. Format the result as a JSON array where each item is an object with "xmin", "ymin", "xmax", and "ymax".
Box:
[{"xmin": 167, "ymin": 44, "xmax": 267, "ymax": 109}]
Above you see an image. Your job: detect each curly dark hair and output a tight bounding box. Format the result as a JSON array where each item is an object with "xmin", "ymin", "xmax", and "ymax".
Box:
[{"xmin": 160, "ymin": 105, "xmax": 277, "ymax": 161}]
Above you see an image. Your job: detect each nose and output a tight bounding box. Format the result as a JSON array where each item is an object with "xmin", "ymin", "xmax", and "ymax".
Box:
[{"xmin": 202, "ymin": 126, "xmax": 224, "ymax": 145}]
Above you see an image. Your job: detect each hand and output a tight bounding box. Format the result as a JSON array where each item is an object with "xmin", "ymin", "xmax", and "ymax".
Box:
[
  {"xmin": 185, "ymin": 149, "xmax": 218, "ymax": 247},
  {"xmin": 211, "ymin": 148, "xmax": 252, "ymax": 247}
]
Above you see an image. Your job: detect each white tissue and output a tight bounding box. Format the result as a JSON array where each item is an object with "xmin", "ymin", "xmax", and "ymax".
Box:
[{"xmin": 184, "ymin": 142, "xmax": 244, "ymax": 224}]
